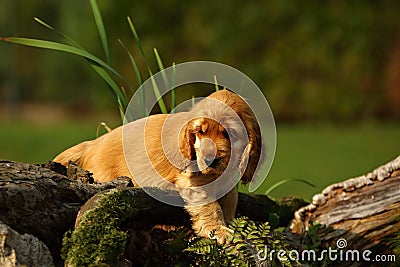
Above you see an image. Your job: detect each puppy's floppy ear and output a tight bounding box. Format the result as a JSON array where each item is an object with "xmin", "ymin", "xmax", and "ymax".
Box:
[
  {"xmin": 239, "ymin": 110, "xmax": 262, "ymax": 184},
  {"xmin": 179, "ymin": 120, "xmax": 196, "ymax": 161}
]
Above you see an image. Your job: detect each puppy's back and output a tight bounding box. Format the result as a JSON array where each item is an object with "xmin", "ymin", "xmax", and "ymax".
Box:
[
  {"xmin": 53, "ymin": 141, "xmax": 89, "ymax": 167},
  {"xmin": 54, "ymin": 126, "xmax": 130, "ymax": 182}
]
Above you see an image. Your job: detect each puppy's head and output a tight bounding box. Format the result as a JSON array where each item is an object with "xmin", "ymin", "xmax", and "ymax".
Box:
[
  {"xmin": 207, "ymin": 90, "xmax": 263, "ymax": 184},
  {"xmin": 180, "ymin": 90, "xmax": 262, "ymax": 184},
  {"xmin": 182, "ymin": 117, "xmax": 231, "ymax": 176}
]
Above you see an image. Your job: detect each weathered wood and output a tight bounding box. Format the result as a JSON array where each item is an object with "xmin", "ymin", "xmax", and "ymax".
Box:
[
  {"xmin": 0, "ymin": 221, "xmax": 54, "ymax": 267},
  {"xmin": 291, "ymin": 156, "xmax": 400, "ymax": 253},
  {"xmin": 0, "ymin": 160, "xmax": 133, "ymax": 259}
]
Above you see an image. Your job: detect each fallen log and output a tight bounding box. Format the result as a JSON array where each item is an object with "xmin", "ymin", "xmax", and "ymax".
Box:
[
  {"xmin": 0, "ymin": 160, "xmax": 304, "ymax": 264},
  {"xmin": 291, "ymin": 155, "xmax": 400, "ymax": 256}
]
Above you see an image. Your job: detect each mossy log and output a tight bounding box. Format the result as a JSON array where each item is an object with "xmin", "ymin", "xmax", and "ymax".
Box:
[{"xmin": 0, "ymin": 160, "xmax": 304, "ymax": 264}]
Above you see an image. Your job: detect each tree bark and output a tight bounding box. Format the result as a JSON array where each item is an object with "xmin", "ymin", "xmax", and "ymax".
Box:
[
  {"xmin": 0, "ymin": 160, "xmax": 133, "ymax": 260},
  {"xmin": 290, "ymin": 155, "xmax": 400, "ymax": 254},
  {"xmin": 0, "ymin": 221, "xmax": 54, "ymax": 267}
]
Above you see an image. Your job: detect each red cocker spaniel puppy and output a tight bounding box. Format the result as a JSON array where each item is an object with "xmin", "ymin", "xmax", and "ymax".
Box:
[{"xmin": 54, "ymin": 90, "xmax": 262, "ymax": 243}]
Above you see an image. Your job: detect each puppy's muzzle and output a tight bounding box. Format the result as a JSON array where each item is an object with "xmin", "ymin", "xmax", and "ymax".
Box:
[{"xmin": 198, "ymin": 138, "xmax": 218, "ymax": 170}]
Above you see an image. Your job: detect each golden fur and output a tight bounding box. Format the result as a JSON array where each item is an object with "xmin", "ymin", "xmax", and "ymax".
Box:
[{"xmin": 54, "ymin": 90, "xmax": 262, "ymax": 243}]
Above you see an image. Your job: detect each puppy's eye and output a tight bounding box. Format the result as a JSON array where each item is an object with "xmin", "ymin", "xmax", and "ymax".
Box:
[
  {"xmin": 196, "ymin": 126, "xmax": 204, "ymax": 134},
  {"xmin": 224, "ymin": 128, "xmax": 236, "ymax": 139},
  {"xmin": 223, "ymin": 129, "xmax": 229, "ymax": 138}
]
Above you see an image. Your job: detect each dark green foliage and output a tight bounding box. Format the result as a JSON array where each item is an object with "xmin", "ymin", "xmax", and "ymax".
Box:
[
  {"xmin": 2, "ymin": 1, "xmax": 400, "ymax": 120},
  {"xmin": 183, "ymin": 217, "xmax": 297, "ymax": 266},
  {"xmin": 163, "ymin": 228, "xmax": 192, "ymax": 255},
  {"xmin": 299, "ymin": 222, "xmax": 332, "ymax": 267},
  {"xmin": 61, "ymin": 189, "xmax": 138, "ymax": 266},
  {"xmin": 300, "ymin": 221, "xmax": 322, "ymax": 251}
]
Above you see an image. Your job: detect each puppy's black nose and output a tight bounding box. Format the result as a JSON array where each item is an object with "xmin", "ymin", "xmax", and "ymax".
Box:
[{"xmin": 205, "ymin": 158, "xmax": 220, "ymax": 168}]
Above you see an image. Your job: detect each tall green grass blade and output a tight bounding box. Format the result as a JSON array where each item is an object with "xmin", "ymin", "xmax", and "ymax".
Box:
[
  {"xmin": 0, "ymin": 36, "xmax": 128, "ymax": 120},
  {"xmin": 91, "ymin": 64, "xmax": 128, "ymax": 110},
  {"xmin": 265, "ymin": 179, "xmax": 316, "ymax": 196},
  {"xmin": 34, "ymin": 17, "xmax": 55, "ymax": 31},
  {"xmin": 117, "ymin": 96, "xmax": 125, "ymax": 122},
  {"xmin": 34, "ymin": 17, "xmax": 82, "ymax": 49},
  {"xmin": 0, "ymin": 37, "xmax": 124, "ymax": 82},
  {"xmin": 127, "ymin": 16, "xmax": 146, "ymax": 60},
  {"xmin": 150, "ymin": 74, "xmax": 168, "ymax": 114},
  {"xmin": 154, "ymin": 48, "xmax": 172, "ymax": 109},
  {"xmin": 154, "ymin": 48, "xmax": 169, "ymax": 86},
  {"xmin": 153, "ymin": 48, "xmax": 165, "ymax": 70},
  {"xmin": 214, "ymin": 75, "xmax": 219, "ymax": 91},
  {"xmin": 171, "ymin": 63, "xmax": 176, "ymax": 112},
  {"xmin": 147, "ymin": 67, "xmax": 168, "ymax": 114},
  {"xmin": 118, "ymin": 38, "xmax": 146, "ymax": 117},
  {"xmin": 118, "ymin": 39, "xmax": 143, "ymax": 89},
  {"xmin": 89, "ymin": 0, "xmax": 111, "ymax": 65},
  {"xmin": 127, "ymin": 17, "xmax": 167, "ymax": 114}
]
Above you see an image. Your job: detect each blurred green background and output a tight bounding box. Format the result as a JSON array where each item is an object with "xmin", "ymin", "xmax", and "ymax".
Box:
[{"xmin": 0, "ymin": 1, "xmax": 399, "ymax": 200}]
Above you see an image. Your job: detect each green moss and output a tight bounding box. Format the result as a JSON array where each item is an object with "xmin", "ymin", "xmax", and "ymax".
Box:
[{"xmin": 61, "ymin": 189, "xmax": 138, "ymax": 266}]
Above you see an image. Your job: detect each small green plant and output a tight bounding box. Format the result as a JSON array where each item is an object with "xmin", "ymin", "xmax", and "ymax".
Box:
[
  {"xmin": 299, "ymin": 221, "xmax": 332, "ymax": 267},
  {"xmin": 300, "ymin": 221, "xmax": 322, "ymax": 250},
  {"xmin": 184, "ymin": 216, "xmax": 297, "ymax": 266}
]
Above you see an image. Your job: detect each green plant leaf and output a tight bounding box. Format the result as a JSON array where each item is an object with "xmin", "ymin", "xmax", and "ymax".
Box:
[
  {"xmin": 127, "ymin": 17, "xmax": 168, "ymax": 115},
  {"xmin": 118, "ymin": 39, "xmax": 143, "ymax": 89},
  {"xmin": 91, "ymin": 64, "xmax": 128, "ymax": 113},
  {"xmin": 154, "ymin": 48, "xmax": 170, "ymax": 86},
  {"xmin": 118, "ymin": 39, "xmax": 145, "ymax": 118},
  {"xmin": 171, "ymin": 63, "xmax": 176, "ymax": 112},
  {"xmin": 154, "ymin": 48, "xmax": 170, "ymax": 88},
  {"xmin": 149, "ymin": 74, "xmax": 168, "ymax": 114},
  {"xmin": 214, "ymin": 75, "xmax": 220, "ymax": 91},
  {"xmin": 0, "ymin": 37, "xmax": 128, "ymax": 117},
  {"xmin": 90, "ymin": 0, "xmax": 111, "ymax": 65},
  {"xmin": 127, "ymin": 16, "xmax": 146, "ymax": 60},
  {"xmin": 24, "ymin": 18, "xmax": 128, "ymax": 123},
  {"xmin": 0, "ymin": 37, "xmax": 124, "ymax": 82},
  {"xmin": 265, "ymin": 178, "xmax": 316, "ymax": 195},
  {"xmin": 34, "ymin": 17, "xmax": 82, "ymax": 49}
]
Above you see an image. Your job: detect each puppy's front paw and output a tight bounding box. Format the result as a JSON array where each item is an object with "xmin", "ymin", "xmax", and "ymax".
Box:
[{"xmin": 209, "ymin": 225, "xmax": 233, "ymax": 244}]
